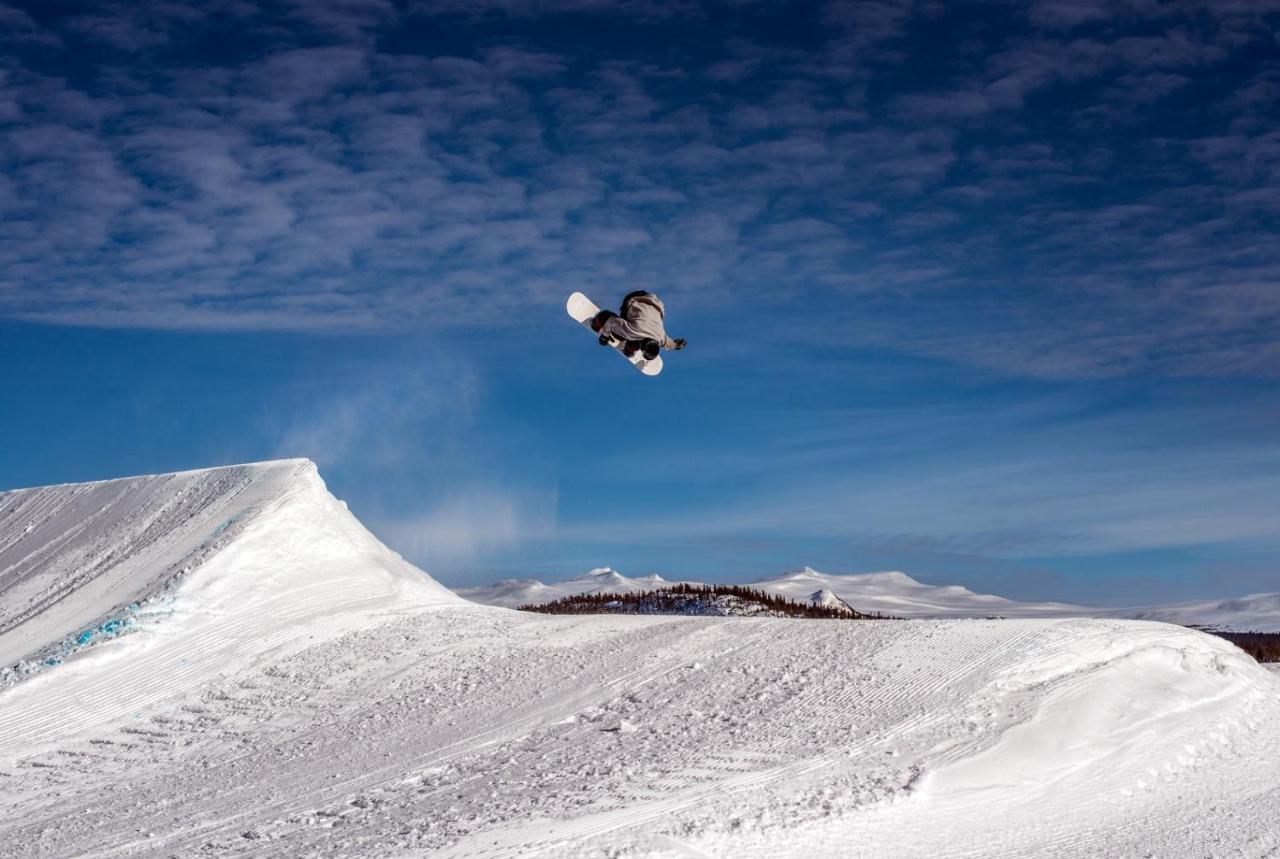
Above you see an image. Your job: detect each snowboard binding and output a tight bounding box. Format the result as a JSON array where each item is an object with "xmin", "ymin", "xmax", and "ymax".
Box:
[
  {"xmin": 590, "ymin": 309, "xmax": 617, "ymax": 333},
  {"xmin": 587, "ymin": 308, "xmax": 661, "ymax": 360},
  {"xmin": 619, "ymin": 339, "xmax": 661, "ymax": 360}
]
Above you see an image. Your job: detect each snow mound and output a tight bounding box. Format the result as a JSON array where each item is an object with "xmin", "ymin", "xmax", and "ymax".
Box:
[
  {"xmin": 786, "ymin": 619, "xmax": 1280, "ymax": 856},
  {"xmin": 0, "ymin": 459, "xmax": 457, "ymax": 757}
]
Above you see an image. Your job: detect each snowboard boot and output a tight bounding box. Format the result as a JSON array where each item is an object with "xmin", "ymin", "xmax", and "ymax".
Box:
[{"xmin": 641, "ymin": 339, "xmax": 661, "ymax": 361}]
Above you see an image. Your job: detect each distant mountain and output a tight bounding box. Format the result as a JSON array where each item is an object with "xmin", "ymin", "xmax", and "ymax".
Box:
[
  {"xmin": 808, "ymin": 588, "xmax": 862, "ymax": 616},
  {"xmin": 750, "ymin": 567, "xmax": 1086, "ymax": 620},
  {"xmin": 1107, "ymin": 593, "xmax": 1280, "ymax": 634},
  {"xmin": 457, "ymin": 565, "xmax": 1280, "ymax": 632},
  {"xmin": 454, "ymin": 567, "xmax": 688, "ymax": 608},
  {"xmin": 520, "ymin": 583, "xmax": 875, "ymax": 619},
  {"xmin": 456, "ymin": 565, "xmax": 1079, "ymax": 618}
]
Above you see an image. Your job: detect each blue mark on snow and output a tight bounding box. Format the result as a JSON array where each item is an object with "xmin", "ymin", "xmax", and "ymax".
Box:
[
  {"xmin": 6, "ymin": 566, "xmax": 187, "ymax": 689},
  {"xmin": 73, "ymin": 616, "xmax": 134, "ymax": 647},
  {"xmin": 209, "ymin": 517, "xmax": 235, "ymax": 540}
]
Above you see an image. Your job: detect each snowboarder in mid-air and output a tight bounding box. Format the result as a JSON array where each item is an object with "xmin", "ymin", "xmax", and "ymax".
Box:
[
  {"xmin": 565, "ymin": 289, "xmax": 683, "ymax": 376},
  {"xmin": 589, "ymin": 291, "xmax": 687, "ymax": 361}
]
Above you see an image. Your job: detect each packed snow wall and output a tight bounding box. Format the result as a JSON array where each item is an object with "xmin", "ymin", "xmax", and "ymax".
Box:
[
  {"xmin": 0, "ymin": 459, "xmax": 459, "ymax": 679},
  {"xmin": 0, "ymin": 459, "xmax": 461, "ymax": 762}
]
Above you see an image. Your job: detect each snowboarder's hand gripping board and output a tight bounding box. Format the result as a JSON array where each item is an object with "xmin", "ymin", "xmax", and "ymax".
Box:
[{"xmin": 566, "ymin": 292, "xmax": 663, "ymax": 376}]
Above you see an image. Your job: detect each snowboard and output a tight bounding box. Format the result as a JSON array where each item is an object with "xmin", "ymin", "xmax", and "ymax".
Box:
[{"xmin": 566, "ymin": 292, "xmax": 663, "ymax": 376}]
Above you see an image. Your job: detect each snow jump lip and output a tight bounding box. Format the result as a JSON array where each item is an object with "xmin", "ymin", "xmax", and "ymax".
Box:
[
  {"xmin": 0, "ymin": 458, "xmax": 460, "ymax": 766},
  {"xmin": 0, "ymin": 459, "xmax": 458, "ymax": 688},
  {"xmin": 0, "ymin": 460, "xmax": 314, "ymax": 680}
]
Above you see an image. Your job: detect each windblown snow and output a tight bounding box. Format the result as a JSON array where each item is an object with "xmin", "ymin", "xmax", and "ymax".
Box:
[{"xmin": 2, "ymin": 463, "xmax": 1278, "ymax": 858}]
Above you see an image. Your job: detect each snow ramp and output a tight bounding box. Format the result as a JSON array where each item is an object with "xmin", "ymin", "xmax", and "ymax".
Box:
[{"xmin": 0, "ymin": 460, "xmax": 457, "ymax": 758}]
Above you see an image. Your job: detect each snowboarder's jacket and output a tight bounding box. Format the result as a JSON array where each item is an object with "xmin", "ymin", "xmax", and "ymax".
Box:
[{"xmin": 600, "ymin": 292, "xmax": 681, "ymax": 351}]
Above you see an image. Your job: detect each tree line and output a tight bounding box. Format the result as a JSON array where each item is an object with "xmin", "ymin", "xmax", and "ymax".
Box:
[
  {"xmin": 1204, "ymin": 631, "xmax": 1280, "ymax": 663},
  {"xmin": 519, "ymin": 583, "xmax": 899, "ymax": 620}
]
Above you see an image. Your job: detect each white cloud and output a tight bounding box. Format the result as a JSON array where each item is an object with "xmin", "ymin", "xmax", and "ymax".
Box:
[{"xmin": 0, "ymin": 0, "xmax": 1277, "ymax": 382}]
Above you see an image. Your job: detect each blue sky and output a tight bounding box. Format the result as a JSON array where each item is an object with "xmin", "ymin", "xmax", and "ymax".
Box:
[{"xmin": 1, "ymin": 0, "xmax": 1278, "ymax": 604}]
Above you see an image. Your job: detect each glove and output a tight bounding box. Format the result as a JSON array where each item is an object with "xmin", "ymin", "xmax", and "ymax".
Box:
[
  {"xmin": 599, "ymin": 334, "xmax": 611, "ymax": 346},
  {"xmin": 672, "ymin": 338, "xmax": 687, "ymax": 350}
]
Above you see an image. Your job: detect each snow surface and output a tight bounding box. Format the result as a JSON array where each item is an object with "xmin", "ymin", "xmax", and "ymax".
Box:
[{"xmin": 2, "ymin": 463, "xmax": 1279, "ymax": 857}]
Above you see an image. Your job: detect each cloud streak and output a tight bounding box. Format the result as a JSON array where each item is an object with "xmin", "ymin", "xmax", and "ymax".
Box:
[{"xmin": 558, "ymin": 392, "xmax": 1280, "ymax": 562}]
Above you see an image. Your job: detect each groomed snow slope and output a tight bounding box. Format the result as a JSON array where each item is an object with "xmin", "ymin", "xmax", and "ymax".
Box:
[
  {"xmin": 2, "ymin": 613, "xmax": 1276, "ymax": 857},
  {"xmin": 1, "ymin": 466, "xmax": 1278, "ymax": 857},
  {"xmin": 0, "ymin": 459, "xmax": 325, "ymax": 670},
  {"xmin": 0, "ymin": 460, "xmax": 458, "ymax": 760}
]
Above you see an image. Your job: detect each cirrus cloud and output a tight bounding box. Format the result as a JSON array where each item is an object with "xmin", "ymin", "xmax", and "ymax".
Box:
[{"xmin": 0, "ymin": 0, "xmax": 1277, "ymax": 381}]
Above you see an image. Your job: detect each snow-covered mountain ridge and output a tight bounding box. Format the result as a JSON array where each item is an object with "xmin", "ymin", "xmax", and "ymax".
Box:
[
  {"xmin": 458, "ymin": 565, "xmax": 1280, "ymax": 631},
  {"xmin": 2, "ymin": 462, "xmax": 1278, "ymax": 856},
  {"xmin": 1115, "ymin": 592, "xmax": 1280, "ymax": 633},
  {"xmin": 453, "ymin": 566, "xmax": 689, "ymax": 608}
]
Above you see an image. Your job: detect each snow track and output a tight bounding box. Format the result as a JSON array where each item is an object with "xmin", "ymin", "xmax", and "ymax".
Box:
[{"xmin": 0, "ymin": 463, "xmax": 1277, "ymax": 857}]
